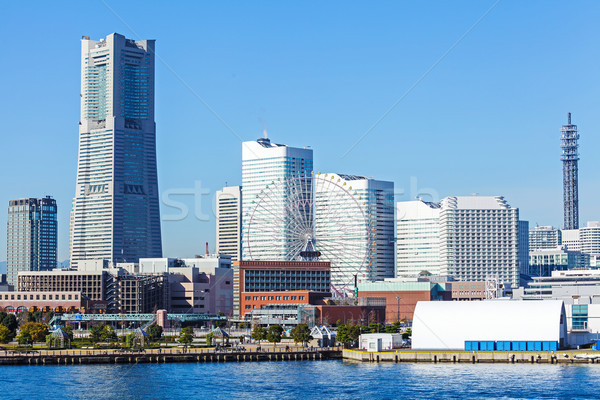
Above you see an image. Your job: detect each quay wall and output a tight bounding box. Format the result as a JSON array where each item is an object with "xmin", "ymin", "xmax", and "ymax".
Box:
[
  {"xmin": 343, "ymin": 349, "xmax": 600, "ymax": 364},
  {"xmin": 0, "ymin": 349, "xmax": 342, "ymax": 366}
]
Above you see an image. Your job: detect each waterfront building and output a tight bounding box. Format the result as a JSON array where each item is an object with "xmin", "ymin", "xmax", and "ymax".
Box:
[
  {"xmin": 357, "ymin": 279, "xmax": 446, "ymax": 323},
  {"xmin": 138, "ymin": 255, "xmax": 233, "ymax": 315},
  {"xmin": 70, "ymin": 33, "xmax": 162, "ymax": 269},
  {"xmin": 315, "ymin": 173, "xmax": 395, "ymax": 285},
  {"xmin": 412, "ymin": 300, "xmax": 567, "ymax": 350},
  {"xmin": 236, "ymin": 260, "xmax": 330, "ymax": 318},
  {"xmin": 513, "ymin": 269, "xmax": 600, "ymax": 347},
  {"xmin": 396, "ymin": 196, "xmax": 521, "ymax": 287},
  {"xmin": 17, "ymin": 261, "xmax": 167, "ymax": 314},
  {"xmin": 529, "ymin": 226, "xmax": 562, "ymax": 251},
  {"xmin": 439, "ymin": 196, "xmax": 520, "ymax": 287},
  {"xmin": 7, "ymin": 197, "xmax": 57, "ymax": 286},
  {"xmin": 396, "ymin": 201, "xmax": 441, "ymax": 277},
  {"xmin": 0, "ymin": 291, "xmax": 85, "ymax": 314},
  {"xmin": 241, "ymin": 137, "xmax": 313, "ymax": 261}
]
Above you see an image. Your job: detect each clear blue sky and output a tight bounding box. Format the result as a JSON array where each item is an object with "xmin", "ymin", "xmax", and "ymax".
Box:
[{"xmin": 0, "ymin": 1, "xmax": 598, "ymax": 262}]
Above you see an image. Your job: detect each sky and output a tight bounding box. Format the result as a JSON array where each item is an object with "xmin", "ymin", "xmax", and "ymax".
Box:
[{"xmin": 0, "ymin": 1, "xmax": 598, "ymax": 262}]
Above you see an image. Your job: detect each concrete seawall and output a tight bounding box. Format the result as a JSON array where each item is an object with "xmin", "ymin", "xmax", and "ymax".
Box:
[
  {"xmin": 0, "ymin": 349, "xmax": 342, "ymax": 366},
  {"xmin": 343, "ymin": 349, "xmax": 600, "ymax": 364}
]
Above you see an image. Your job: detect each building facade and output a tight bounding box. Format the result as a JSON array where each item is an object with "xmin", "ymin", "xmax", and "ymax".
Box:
[
  {"xmin": 528, "ymin": 247, "xmax": 588, "ymax": 277},
  {"xmin": 529, "ymin": 226, "xmax": 562, "ymax": 251},
  {"xmin": 70, "ymin": 33, "xmax": 162, "ymax": 269},
  {"xmin": 357, "ymin": 280, "xmax": 446, "ymax": 323},
  {"xmin": 7, "ymin": 197, "xmax": 57, "ymax": 286},
  {"xmin": 439, "ymin": 196, "xmax": 520, "ymax": 287},
  {"xmin": 216, "ymin": 186, "xmax": 241, "ymax": 261},
  {"xmin": 396, "ymin": 196, "xmax": 521, "ymax": 287},
  {"xmin": 237, "ymin": 260, "xmax": 330, "ymax": 318},
  {"xmin": 315, "ymin": 173, "xmax": 395, "ymax": 287},
  {"xmin": 396, "ymin": 201, "xmax": 441, "ymax": 277},
  {"xmin": 241, "ymin": 138, "xmax": 313, "ymax": 261}
]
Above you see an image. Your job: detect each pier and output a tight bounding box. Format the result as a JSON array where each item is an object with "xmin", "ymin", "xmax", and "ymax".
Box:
[
  {"xmin": 0, "ymin": 348, "xmax": 342, "ymax": 366},
  {"xmin": 343, "ymin": 349, "xmax": 600, "ymax": 364}
]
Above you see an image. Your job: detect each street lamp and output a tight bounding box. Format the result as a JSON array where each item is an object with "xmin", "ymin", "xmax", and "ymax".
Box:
[{"xmin": 396, "ymin": 296, "xmax": 401, "ymax": 323}]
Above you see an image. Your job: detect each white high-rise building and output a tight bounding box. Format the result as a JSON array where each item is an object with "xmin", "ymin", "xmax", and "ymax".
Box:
[
  {"xmin": 440, "ymin": 196, "xmax": 520, "ymax": 287},
  {"xmin": 216, "ymin": 186, "xmax": 241, "ymax": 261},
  {"xmin": 241, "ymin": 138, "xmax": 313, "ymax": 261},
  {"xmin": 529, "ymin": 226, "xmax": 562, "ymax": 251},
  {"xmin": 70, "ymin": 33, "xmax": 162, "ymax": 269},
  {"xmin": 396, "ymin": 200, "xmax": 441, "ymax": 276},
  {"xmin": 578, "ymin": 222, "xmax": 600, "ymax": 257},
  {"xmin": 315, "ymin": 174, "xmax": 395, "ymax": 287},
  {"xmin": 396, "ymin": 196, "xmax": 521, "ymax": 287}
]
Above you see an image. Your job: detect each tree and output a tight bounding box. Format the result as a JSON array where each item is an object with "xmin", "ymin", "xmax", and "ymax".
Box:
[
  {"xmin": 62, "ymin": 326, "xmax": 74, "ymax": 341},
  {"xmin": 206, "ymin": 332, "xmax": 215, "ymax": 346},
  {"xmin": 0, "ymin": 313, "xmax": 18, "ymax": 334},
  {"xmin": 0, "ymin": 324, "xmax": 14, "ymax": 344},
  {"xmin": 385, "ymin": 322, "xmax": 400, "ymax": 334},
  {"xmin": 179, "ymin": 327, "xmax": 194, "ymax": 345},
  {"xmin": 290, "ymin": 323, "xmax": 312, "ymax": 345},
  {"xmin": 124, "ymin": 333, "xmax": 136, "ymax": 348},
  {"xmin": 251, "ymin": 326, "xmax": 266, "ymax": 342},
  {"xmin": 146, "ymin": 324, "xmax": 163, "ymax": 341},
  {"xmin": 348, "ymin": 325, "xmax": 361, "ymax": 345},
  {"xmin": 18, "ymin": 322, "xmax": 48, "ymax": 343},
  {"xmin": 336, "ymin": 325, "xmax": 350, "ymax": 347},
  {"xmin": 266, "ymin": 325, "xmax": 283, "ymax": 347},
  {"xmin": 402, "ymin": 328, "xmax": 412, "ymax": 340},
  {"xmin": 90, "ymin": 324, "xmax": 116, "ymax": 343}
]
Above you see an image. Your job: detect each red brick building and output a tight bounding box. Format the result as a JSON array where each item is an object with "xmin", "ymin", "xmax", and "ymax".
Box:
[{"xmin": 236, "ymin": 261, "xmax": 331, "ymax": 318}]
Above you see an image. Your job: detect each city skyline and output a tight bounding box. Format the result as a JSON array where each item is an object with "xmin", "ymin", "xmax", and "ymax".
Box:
[{"xmin": 1, "ymin": 2, "xmax": 599, "ymax": 263}]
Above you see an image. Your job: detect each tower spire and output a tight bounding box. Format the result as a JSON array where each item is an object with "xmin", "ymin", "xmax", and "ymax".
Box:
[{"xmin": 561, "ymin": 112, "xmax": 580, "ymax": 230}]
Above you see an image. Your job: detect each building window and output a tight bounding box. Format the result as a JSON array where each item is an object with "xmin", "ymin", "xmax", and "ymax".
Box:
[
  {"xmin": 299, "ymin": 296, "xmax": 305, "ymax": 300},
  {"xmin": 245, "ymin": 296, "xmax": 251, "ymax": 300},
  {"xmin": 572, "ymin": 304, "xmax": 588, "ymax": 330}
]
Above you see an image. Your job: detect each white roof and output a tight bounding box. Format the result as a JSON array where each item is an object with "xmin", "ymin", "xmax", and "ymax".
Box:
[
  {"xmin": 412, "ymin": 300, "xmax": 565, "ymax": 350},
  {"xmin": 441, "ymin": 196, "xmax": 511, "ymax": 210}
]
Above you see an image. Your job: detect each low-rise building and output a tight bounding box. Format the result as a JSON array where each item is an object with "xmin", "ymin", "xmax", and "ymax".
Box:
[
  {"xmin": 0, "ymin": 291, "xmax": 84, "ymax": 313},
  {"xmin": 357, "ymin": 279, "xmax": 446, "ymax": 323},
  {"xmin": 513, "ymin": 269, "xmax": 600, "ymax": 347}
]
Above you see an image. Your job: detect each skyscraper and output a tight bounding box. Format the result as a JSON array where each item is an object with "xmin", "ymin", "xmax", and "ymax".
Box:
[
  {"xmin": 6, "ymin": 197, "xmax": 57, "ymax": 286},
  {"xmin": 396, "ymin": 200, "xmax": 441, "ymax": 276},
  {"xmin": 70, "ymin": 33, "xmax": 162, "ymax": 269},
  {"xmin": 216, "ymin": 186, "xmax": 242, "ymax": 261},
  {"xmin": 241, "ymin": 137, "xmax": 313, "ymax": 261},
  {"xmin": 315, "ymin": 173, "xmax": 395, "ymax": 286},
  {"xmin": 396, "ymin": 196, "xmax": 521, "ymax": 287},
  {"xmin": 561, "ymin": 112, "xmax": 579, "ymax": 230}
]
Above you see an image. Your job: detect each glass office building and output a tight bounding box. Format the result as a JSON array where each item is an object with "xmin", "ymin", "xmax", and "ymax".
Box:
[
  {"xmin": 6, "ymin": 197, "xmax": 57, "ymax": 285},
  {"xmin": 70, "ymin": 33, "xmax": 162, "ymax": 268}
]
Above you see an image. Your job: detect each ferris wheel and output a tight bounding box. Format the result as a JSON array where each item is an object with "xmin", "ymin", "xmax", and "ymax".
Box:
[{"xmin": 246, "ymin": 173, "xmax": 371, "ymax": 295}]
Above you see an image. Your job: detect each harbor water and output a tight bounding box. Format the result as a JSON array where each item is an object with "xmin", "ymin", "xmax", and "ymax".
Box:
[{"xmin": 3, "ymin": 360, "xmax": 600, "ymax": 399}]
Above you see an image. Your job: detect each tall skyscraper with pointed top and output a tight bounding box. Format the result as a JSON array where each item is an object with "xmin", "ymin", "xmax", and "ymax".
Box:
[
  {"xmin": 561, "ymin": 112, "xmax": 580, "ymax": 230},
  {"xmin": 69, "ymin": 33, "xmax": 162, "ymax": 269}
]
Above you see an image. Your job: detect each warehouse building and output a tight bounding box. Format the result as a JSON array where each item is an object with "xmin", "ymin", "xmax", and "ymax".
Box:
[{"xmin": 412, "ymin": 300, "xmax": 567, "ymax": 350}]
